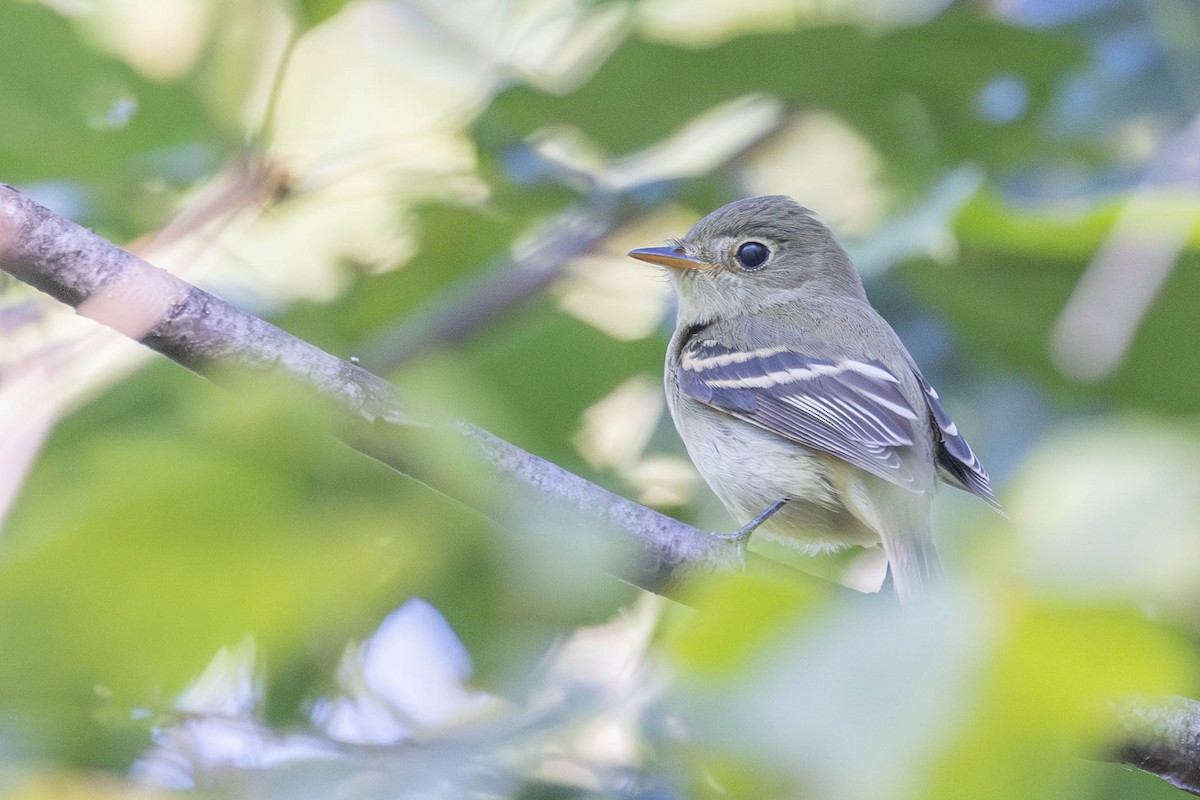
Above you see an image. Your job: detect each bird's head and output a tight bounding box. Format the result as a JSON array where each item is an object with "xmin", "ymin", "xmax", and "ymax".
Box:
[{"xmin": 628, "ymin": 195, "xmax": 864, "ymax": 324}]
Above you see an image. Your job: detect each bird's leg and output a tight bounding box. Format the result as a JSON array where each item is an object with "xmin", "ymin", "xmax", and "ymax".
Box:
[{"xmin": 713, "ymin": 498, "xmax": 789, "ymax": 560}]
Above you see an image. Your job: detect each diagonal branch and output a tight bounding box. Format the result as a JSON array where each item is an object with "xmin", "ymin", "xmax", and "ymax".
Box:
[{"xmin": 0, "ymin": 183, "xmax": 796, "ymax": 598}]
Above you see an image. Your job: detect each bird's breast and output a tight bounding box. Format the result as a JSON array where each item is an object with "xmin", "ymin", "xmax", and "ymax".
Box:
[{"xmin": 665, "ymin": 386, "xmax": 877, "ymax": 551}]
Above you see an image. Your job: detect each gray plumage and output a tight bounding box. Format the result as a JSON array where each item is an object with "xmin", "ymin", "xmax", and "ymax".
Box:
[{"xmin": 629, "ymin": 195, "xmax": 997, "ymax": 599}]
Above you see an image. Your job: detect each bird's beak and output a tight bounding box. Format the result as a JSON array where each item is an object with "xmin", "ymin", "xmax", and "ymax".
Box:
[{"xmin": 627, "ymin": 245, "xmax": 711, "ymax": 270}]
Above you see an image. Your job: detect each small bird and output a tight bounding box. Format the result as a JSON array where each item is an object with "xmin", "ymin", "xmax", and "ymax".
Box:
[{"xmin": 628, "ymin": 196, "xmax": 998, "ymax": 599}]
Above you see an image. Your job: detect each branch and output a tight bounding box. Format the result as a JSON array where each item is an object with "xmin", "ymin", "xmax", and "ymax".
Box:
[
  {"xmin": 1110, "ymin": 696, "xmax": 1200, "ymax": 795},
  {"xmin": 0, "ymin": 183, "xmax": 797, "ymax": 598}
]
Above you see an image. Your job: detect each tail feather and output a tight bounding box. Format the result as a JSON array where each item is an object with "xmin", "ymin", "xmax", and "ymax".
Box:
[
  {"xmin": 880, "ymin": 507, "xmax": 941, "ymax": 600},
  {"xmin": 841, "ymin": 471, "xmax": 940, "ymax": 601}
]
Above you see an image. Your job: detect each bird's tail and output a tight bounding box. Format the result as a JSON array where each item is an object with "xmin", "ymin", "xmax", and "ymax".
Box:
[
  {"xmin": 842, "ymin": 473, "xmax": 941, "ymax": 601},
  {"xmin": 880, "ymin": 503, "xmax": 941, "ymax": 601}
]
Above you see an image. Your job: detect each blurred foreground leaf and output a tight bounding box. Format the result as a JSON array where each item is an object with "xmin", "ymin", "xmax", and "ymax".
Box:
[
  {"xmin": 661, "ymin": 573, "xmax": 1197, "ymax": 800},
  {"xmin": 0, "ymin": 368, "xmax": 483, "ymax": 766}
]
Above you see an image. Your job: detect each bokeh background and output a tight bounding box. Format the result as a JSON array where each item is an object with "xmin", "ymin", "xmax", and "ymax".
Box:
[{"xmin": 3, "ymin": 0, "xmax": 1200, "ymax": 797}]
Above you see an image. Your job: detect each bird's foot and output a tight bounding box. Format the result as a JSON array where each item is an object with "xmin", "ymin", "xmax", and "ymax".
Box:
[{"xmin": 712, "ymin": 498, "xmax": 789, "ymax": 564}]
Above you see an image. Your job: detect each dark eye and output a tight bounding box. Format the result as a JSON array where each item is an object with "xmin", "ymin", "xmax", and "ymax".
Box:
[{"xmin": 735, "ymin": 241, "xmax": 769, "ymax": 270}]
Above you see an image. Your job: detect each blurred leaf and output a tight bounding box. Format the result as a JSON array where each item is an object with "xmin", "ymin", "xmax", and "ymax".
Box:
[
  {"xmin": 0, "ymin": 771, "xmax": 170, "ymax": 800},
  {"xmin": 998, "ymin": 421, "xmax": 1200, "ymax": 621},
  {"xmin": 662, "ymin": 570, "xmax": 827, "ymax": 678},
  {"xmin": 282, "ymin": 203, "xmax": 518, "ymax": 350},
  {"xmin": 480, "ymin": 11, "xmax": 1084, "ymax": 185},
  {"xmin": 286, "ymin": 181, "xmax": 572, "ymax": 353},
  {"xmin": 0, "ymin": 2, "xmax": 225, "ymax": 236},
  {"xmin": 662, "ymin": 580, "xmax": 1197, "ymax": 800},
  {"xmin": 460, "ymin": 305, "xmax": 663, "ymax": 464},
  {"xmin": 0, "ymin": 368, "xmax": 491, "ymax": 767},
  {"xmin": 902, "ymin": 192, "xmax": 1200, "ymax": 413},
  {"xmin": 664, "ymin": 584, "xmax": 991, "ymax": 800},
  {"xmin": 926, "ymin": 601, "xmax": 1197, "ymax": 800}
]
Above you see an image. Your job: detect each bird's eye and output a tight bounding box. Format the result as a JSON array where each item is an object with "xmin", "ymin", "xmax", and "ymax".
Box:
[{"xmin": 735, "ymin": 241, "xmax": 770, "ymax": 270}]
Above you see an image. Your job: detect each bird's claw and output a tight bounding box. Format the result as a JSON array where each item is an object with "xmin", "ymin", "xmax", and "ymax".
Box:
[
  {"xmin": 711, "ymin": 498, "xmax": 790, "ymax": 567},
  {"xmin": 712, "ymin": 527, "xmax": 752, "ymax": 566}
]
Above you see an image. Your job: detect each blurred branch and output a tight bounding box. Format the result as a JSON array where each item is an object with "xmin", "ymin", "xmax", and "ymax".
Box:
[
  {"xmin": 0, "ymin": 183, "xmax": 797, "ymax": 599},
  {"xmin": 1110, "ymin": 695, "xmax": 1200, "ymax": 796},
  {"xmin": 362, "ymin": 95, "xmax": 785, "ymax": 371},
  {"xmin": 361, "ymin": 194, "xmax": 625, "ymax": 370}
]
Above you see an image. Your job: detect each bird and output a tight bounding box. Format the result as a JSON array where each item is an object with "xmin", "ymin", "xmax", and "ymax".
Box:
[{"xmin": 627, "ymin": 195, "xmax": 999, "ymax": 599}]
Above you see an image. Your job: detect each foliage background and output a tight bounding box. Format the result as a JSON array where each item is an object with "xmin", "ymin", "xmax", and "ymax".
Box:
[{"xmin": 2, "ymin": 0, "xmax": 1200, "ymax": 797}]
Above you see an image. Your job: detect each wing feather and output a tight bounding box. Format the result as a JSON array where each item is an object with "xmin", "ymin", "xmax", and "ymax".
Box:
[
  {"xmin": 915, "ymin": 374, "xmax": 1001, "ymax": 509},
  {"xmin": 677, "ymin": 338, "xmax": 921, "ymax": 488},
  {"xmin": 677, "ymin": 337, "xmax": 1000, "ymax": 508}
]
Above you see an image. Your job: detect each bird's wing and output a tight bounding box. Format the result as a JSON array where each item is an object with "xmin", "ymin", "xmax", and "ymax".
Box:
[
  {"xmin": 914, "ymin": 373, "xmax": 1001, "ymax": 510},
  {"xmin": 677, "ymin": 336, "xmax": 926, "ymax": 490}
]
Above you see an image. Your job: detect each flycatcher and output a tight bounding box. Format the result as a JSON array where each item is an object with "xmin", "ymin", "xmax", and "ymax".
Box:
[{"xmin": 628, "ymin": 195, "xmax": 998, "ymax": 599}]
